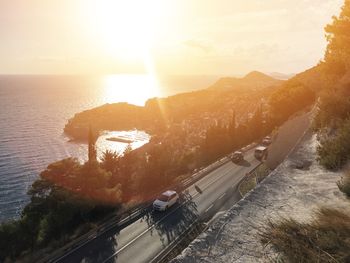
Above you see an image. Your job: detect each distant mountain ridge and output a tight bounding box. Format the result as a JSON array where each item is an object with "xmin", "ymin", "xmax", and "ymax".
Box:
[
  {"xmin": 268, "ymin": 72, "xmax": 295, "ymax": 80},
  {"xmin": 208, "ymin": 71, "xmax": 284, "ymax": 91}
]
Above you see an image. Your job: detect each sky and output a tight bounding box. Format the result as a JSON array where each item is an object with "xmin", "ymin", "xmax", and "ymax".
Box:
[{"xmin": 0, "ymin": 0, "xmax": 344, "ymax": 76}]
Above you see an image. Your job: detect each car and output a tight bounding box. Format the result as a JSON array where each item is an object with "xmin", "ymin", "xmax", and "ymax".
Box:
[
  {"xmin": 231, "ymin": 151, "xmax": 244, "ymax": 163},
  {"xmin": 254, "ymin": 146, "xmax": 268, "ymax": 160},
  {"xmin": 262, "ymin": 136, "xmax": 272, "ymax": 146},
  {"xmin": 153, "ymin": 190, "xmax": 179, "ymax": 211}
]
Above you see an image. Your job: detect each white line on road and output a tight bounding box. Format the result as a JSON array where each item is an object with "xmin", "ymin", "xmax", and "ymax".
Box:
[
  {"xmin": 99, "ymin": 156, "xmax": 259, "ymax": 262},
  {"xmin": 218, "ymin": 193, "xmax": 226, "ymax": 200},
  {"xmin": 205, "ymin": 204, "xmax": 214, "ymax": 213}
]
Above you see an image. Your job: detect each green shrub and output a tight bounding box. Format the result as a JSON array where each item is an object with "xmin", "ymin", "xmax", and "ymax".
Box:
[{"xmin": 317, "ymin": 118, "xmax": 350, "ymax": 170}]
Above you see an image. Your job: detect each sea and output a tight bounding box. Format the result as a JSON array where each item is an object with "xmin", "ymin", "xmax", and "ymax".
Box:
[{"xmin": 0, "ymin": 74, "xmax": 219, "ymax": 223}]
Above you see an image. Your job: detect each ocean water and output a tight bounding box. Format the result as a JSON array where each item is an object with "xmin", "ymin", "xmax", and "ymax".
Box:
[{"xmin": 0, "ymin": 74, "xmax": 218, "ymax": 223}]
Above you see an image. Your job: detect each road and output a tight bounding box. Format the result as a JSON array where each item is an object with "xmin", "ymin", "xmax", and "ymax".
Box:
[{"xmin": 59, "ymin": 149, "xmax": 260, "ymax": 263}]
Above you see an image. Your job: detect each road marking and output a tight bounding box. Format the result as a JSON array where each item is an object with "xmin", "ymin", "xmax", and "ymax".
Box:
[
  {"xmin": 218, "ymin": 193, "xmax": 226, "ymax": 200},
  {"xmin": 101, "ymin": 166, "xmax": 234, "ymax": 262},
  {"xmin": 205, "ymin": 204, "xmax": 214, "ymax": 213},
  {"xmin": 97, "ymin": 152, "xmax": 260, "ymax": 263}
]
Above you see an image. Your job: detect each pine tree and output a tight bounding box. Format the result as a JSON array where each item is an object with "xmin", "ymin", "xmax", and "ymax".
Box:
[
  {"xmin": 88, "ymin": 126, "xmax": 97, "ymax": 162},
  {"xmin": 249, "ymin": 105, "xmax": 263, "ymax": 140},
  {"xmin": 228, "ymin": 110, "xmax": 236, "ymax": 147},
  {"xmin": 228, "ymin": 111, "xmax": 236, "ymax": 139}
]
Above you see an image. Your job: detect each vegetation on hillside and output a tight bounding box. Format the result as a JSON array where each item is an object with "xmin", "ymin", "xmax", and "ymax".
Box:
[
  {"xmin": 317, "ymin": 118, "xmax": 350, "ymax": 170},
  {"xmin": 313, "ymin": 89, "xmax": 350, "ymax": 131},
  {"xmin": 313, "ymin": 0, "xmax": 350, "ymax": 170},
  {"xmin": 261, "ymin": 208, "xmax": 350, "ymax": 263},
  {"xmin": 324, "ymin": 0, "xmax": 350, "ymax": 76},
  {"xmin": 269, "ymin": 79, "xmax": 315, "ymax": 125},
  {"xmin": 262, "ymin": 2, "xmax": 350, "ymax": 262},
  {"xmin": 0, "ymin": 158, "xmax": 117, "ymax": 261},
  {"xmin": 64, "ymin": 71, "xmax": 283, "ymax": 140}
]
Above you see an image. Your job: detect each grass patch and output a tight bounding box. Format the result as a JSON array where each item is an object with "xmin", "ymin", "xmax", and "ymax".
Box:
[
  {"xmin": 239, "ymin": 175, "xmax": 257, "ymax": 196},
  {"xmin": 239, "ymin": 164, "xmax": 270, "ymax": 196},
  {"xmin": 261, "ymin": 208, "xmax": 350, "ymax": 262},
  {"xmin": 254, "ymin": 164, "xmax": 270, "ymax": 183}
]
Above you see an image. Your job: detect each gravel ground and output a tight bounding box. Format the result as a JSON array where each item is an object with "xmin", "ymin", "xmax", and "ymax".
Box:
[{"xmin": 172, "ymin": 131, "xmax": 350, "ymax": 263}]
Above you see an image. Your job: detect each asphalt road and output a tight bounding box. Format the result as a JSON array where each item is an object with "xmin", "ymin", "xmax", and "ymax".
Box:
[{"xmin": 59, "ymin": 149, "xmax": 260, "ymax": 263}]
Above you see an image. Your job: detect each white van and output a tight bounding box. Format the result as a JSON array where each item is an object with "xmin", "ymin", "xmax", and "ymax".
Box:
[{"xmin": 254, "ymin": 146, "xmax": 268, "ymax": 160}]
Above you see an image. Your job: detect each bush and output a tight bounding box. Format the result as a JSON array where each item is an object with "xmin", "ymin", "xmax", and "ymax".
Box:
[
  {"xmin": 317, "ymin": 118, "xmax": 350, "ymax": 170},
  {"xmin": 261, "ymin": 208, "xmax": 350, "ymax": 263},
  {"xmin": 338, "ymin": 171, "xmax": 350, "ymax": 197},
  {"xmin": 313, "ymin": 91, "xmax": 350, "ymax": 130},
  {"xmin": 0, "ymin": 157, "xmax": 122, "ymax": 261}
]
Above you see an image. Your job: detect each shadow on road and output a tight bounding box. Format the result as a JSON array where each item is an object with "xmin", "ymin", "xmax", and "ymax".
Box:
[
  {"xmin": 194, "ymin": 185, "xmax": 203, "ymax": 194},
  {"xmin": 143, "ymin": 191, "xmax": 199, "ymax": 247},
  {"xmin": 60, "ymin": 227, "xmax": 120, "ymax": 263},
  {"xmin": 237, "ymin": 159, "xmax": 251, "ymax": 167}
]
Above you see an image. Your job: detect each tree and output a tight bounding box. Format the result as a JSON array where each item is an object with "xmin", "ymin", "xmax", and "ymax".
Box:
[
  {"xmin": 269, "ymin": 81, "xmax": 315, "ymax": 124},
  {"xmin": 228, "ymin": 110, "xmax": 237, "ymax": 148},
  {"xmin": 324, "ymin": 0, "xmax": 350, "ymax": 76},
  {"xmin": 88, "ymin": 126, "xmax": 97, "ymax": 162},
  {"xmin": 100, "ymin": 150, "xmax": 120, "ymax": 173},
  {"xmin": 249, "ymin": 105, "xmax": 263, "ymax": 140}
]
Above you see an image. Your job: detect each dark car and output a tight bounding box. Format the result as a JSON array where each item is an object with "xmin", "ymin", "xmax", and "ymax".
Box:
[
  {"xmin": 231, "ymin": 151, "xmax": 244, "ymax": 163},
  {"xmin": 255, "ymin": 146, "xmax": 268, "ymax": 160}
]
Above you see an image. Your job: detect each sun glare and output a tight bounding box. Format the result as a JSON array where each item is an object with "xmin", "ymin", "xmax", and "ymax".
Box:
[
  {"xmin": 82, "ymin": 0, "xmax": 170, "ymax": 61},
  {"xmin": 103, "ymin": 74, "xmax": 159, "ymax": 106}
]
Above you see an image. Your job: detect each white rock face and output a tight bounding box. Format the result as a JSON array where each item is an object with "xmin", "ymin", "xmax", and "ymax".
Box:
[{"xmin": 173, "ymin": 133, "xmax": 350, "ymax": 263}]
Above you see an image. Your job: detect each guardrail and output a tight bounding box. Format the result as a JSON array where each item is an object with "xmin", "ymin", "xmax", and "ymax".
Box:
[
  {"xmin": 153, "ymin": 155, "xmax": 263, "ymax": 263},
  {"xmin": 40, "ymin": 143, "xmax": 260, "ymax": 263},
  {"xmin": 38, "ymin": 203, "xmax": 147, "ymax": 263}
]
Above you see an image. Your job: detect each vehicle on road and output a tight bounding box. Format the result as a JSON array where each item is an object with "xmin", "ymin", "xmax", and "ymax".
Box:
[
  {"xmin": 153, "ymin": 190, "xmax": 179, "ymax": 211},
  {"xmin": 254, "ymin": 146, "xmax": 268, "ymax": 160},
  {"xmin": 230, "ymin": 151, "xmax": 244, "ymax": 163},
  {"xmin": 262, "ymin": 136, "xmax": 272, "ymax": 146}
]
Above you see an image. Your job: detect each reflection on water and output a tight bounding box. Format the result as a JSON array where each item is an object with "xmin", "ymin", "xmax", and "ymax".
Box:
[
  {"xmin": 96, "ymin": 130, "xmax": 150, "ymax": 159},
  {"xmin": 103, "ymin": 74, "xmax": 159, "ymax": 106}
]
